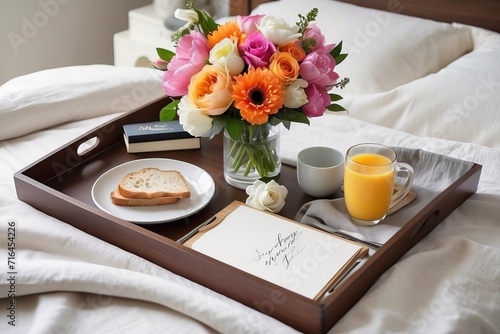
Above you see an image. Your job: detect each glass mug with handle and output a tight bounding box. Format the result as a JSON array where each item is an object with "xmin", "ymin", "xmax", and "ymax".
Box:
[{"xmin": 344, "ymin": 143, "xmax": 414, "ymax": 226}]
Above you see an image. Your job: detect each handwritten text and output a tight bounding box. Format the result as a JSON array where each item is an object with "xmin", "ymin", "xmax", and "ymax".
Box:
[{"xmin": 253, "ymin": 231, "xmax": 305, "ymax": 269}]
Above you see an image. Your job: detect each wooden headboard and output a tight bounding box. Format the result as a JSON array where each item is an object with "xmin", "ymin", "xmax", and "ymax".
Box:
[{"xmin": 229, "ymin": 0, "xmax": 500, "ymax": 33}]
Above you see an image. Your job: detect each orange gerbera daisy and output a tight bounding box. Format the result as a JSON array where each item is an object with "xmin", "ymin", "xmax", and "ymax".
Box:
[
  {"xmin": 207, "ymin": 21, "xmax": 247, "ymax": 48},
  {"xmin": 232, "ymin": 68, "xmax": 285, "ymax": 125}
]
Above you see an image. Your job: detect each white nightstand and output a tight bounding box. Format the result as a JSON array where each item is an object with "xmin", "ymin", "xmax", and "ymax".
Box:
[
  {"xmin": 113, "ymin": 4, "xmax": 176, "ymax": 68},
  {"xmin": 113, "ymin": 1, "xmax": 231, "ymax": 68}
]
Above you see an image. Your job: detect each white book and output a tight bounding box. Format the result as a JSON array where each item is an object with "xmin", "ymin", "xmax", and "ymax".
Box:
[{"xmin": 123, "ymin": 134, "xmax": 201, "ymax": 153}]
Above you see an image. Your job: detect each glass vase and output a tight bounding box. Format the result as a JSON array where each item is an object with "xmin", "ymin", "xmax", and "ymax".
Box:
[{"xmin": 223, "ymin": 123, "xmax": 281, "ymax": 189}]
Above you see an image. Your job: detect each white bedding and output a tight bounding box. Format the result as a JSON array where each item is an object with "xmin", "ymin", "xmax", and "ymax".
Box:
[{"xmin": 1, "ymin": 0, "xmax": 500, "ymax": 333}]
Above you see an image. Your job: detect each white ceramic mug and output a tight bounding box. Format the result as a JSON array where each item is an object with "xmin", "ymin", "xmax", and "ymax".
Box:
[{"xmin": 297, "ymin": 146, "xmax": 344, "ymax": 198}]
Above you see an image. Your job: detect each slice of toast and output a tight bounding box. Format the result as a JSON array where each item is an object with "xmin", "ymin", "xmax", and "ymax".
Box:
[
  {"xmin": 117, "ymin": 168, "xmax": 191, "ymax": 200},
  {"xmin": 110, "ymin": 187, "xmax": 180, "ymax": 206}
]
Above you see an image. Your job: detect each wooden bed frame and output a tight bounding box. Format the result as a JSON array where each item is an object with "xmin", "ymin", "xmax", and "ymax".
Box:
[{"xmin": 229, "ymin": 0, "xmax": 500, "ymax": 33}]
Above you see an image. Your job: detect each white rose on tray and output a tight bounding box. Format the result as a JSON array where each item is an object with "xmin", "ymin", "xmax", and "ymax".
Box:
[{"xmin": 245, "ymin": 180, "xmax": 288, "ymax": 213}]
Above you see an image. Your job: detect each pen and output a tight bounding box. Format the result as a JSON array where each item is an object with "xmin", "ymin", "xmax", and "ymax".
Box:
[{"xmin": 177, "ymin": 216, "xmax": 217, "ymax": 244}]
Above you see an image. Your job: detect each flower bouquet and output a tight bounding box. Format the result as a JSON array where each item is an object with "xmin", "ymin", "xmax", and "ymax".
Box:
[{"xmin": 154, "ymin": 0, "xmax": 349, "ymax": 188}]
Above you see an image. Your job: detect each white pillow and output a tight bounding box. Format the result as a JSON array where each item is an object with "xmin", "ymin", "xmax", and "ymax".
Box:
[
  {"xmin": 344, "ymin": 39, "xmax": 500, "ymax": 148},
  {"xmin": 0, "ymin": 65, "xmax": 164, "ymax": 141},
  {"xmin": 453, "ymin": 22, "xmax": 500, "ymax": 48},
  {"xmin": 252, "ymin": 0, "xmax": 473, "ymax": 94}
]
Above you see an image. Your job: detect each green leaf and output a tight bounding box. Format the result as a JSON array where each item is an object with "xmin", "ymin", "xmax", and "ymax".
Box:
[
  {"xmin": 156, "ymin": 47, "xmax": 175, "ymax": 62},
  {"xmin": 269, "ymin": 118, "xmax": 291, "ymax": 130},
  {"xmin": 330, "ymin": 41, "xmax": 343, "ymax": 59},
  {"xmin": 327, "ymin": 103, "xmax": 347, "ymax": 112},
  {"xmin": 335, "ymin": 53, "xmax": 348, "ymax": 65},
  {"xmin": 330, "ymin": 41, "xmax": 348, "ymax": 65},
  {"xmin": 329, "ymin": 93, "xmax": 343, "ymax": 102},
  {"xmin": 159, "ymin": 100, "xmax": 179, "ymax": 121},
  {"xmin": 194, "ymin": 8, "xmax": 219, "ymax": 36},
  {"xmin": 225, "ymin": 118, "xmax": 245, "ymax": 140},
  {"xmin": 271, "ymin": 108, "xmax": 310, "ymax": 125}
]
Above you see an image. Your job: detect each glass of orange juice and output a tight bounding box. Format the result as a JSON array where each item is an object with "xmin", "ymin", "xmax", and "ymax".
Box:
[{"xmin": 344, "ymin": 143, "xmax": 414, "ymax": 225}]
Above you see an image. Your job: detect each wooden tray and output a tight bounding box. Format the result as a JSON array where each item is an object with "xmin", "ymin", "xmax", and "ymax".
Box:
[{"xmin": 14, "ymin": 96, "xmax": 482, "ymax": 334}]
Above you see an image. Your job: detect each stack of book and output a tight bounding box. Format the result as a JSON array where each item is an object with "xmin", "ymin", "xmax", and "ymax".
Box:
[{"xmin": 123, "ymin": 120, "xmax": 201, "ymax": 153}]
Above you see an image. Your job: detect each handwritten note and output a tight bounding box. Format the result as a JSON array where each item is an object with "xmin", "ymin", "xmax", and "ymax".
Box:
[
  {"xmin": 253, "ymin": 231, "xmax": 305, "ymax": 269},
  {"xmin": 191, "ymin": 205, "xmax": 366, "ymax": 299}
]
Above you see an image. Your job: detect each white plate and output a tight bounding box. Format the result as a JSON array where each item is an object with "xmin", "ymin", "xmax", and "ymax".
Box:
[{"xmin": 91, "ymin": 158, "xmax": 215, "ymax": 224}]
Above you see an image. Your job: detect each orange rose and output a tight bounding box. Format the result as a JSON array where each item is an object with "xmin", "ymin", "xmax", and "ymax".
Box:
[
  {"xmin": 188, "ymin": 64, "xmax": 232, "ymax": 116},
  {"xmin": 279, "ymin": 41, "xmax": 306, "ymax": 62},
  {"xmin": 268, "ymin": 52, "xmax": 300, "ymax": 85}
]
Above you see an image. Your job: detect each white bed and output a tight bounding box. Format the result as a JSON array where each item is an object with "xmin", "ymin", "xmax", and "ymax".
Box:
[{"xmin": 1, "ymin": 0, "xmax": 500, "ymax": 333}]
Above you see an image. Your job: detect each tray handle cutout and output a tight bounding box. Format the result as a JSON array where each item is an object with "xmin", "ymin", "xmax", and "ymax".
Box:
[
  {"xmin": 77, "ymin": 136, "xmax": 100, "ymax": 157},
  {"xmin": 74, "ymin": 122, "xmax": 119, "ymax": 158}
]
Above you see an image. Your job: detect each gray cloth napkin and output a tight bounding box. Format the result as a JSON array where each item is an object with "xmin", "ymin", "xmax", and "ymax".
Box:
[{"xmin": 295, "ymin": 148, "xmax": 476, "ymax": 244}]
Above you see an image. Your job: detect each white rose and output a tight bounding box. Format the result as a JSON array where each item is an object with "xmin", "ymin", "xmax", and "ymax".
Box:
[
  {"xmin": 174, "ymin": 8, "xmax": 199, "ymax": 24},
  {"xmin": 257, "ymin": 15, "xmax": 301, "ymax": 46},
  {"xmin": 177, "ymin": 96, "xmax": 213, "ymax": 137},
  {"xmin": 284, "ymin": 79, "xmax": 308, "ymax": 109},
  {"xmin": 209, "ymin": 38, "xmax": 245, "ymax": 76},
  {"xmin": 246, "ymin": 180, "xmax": 288, "ymax": 213}
]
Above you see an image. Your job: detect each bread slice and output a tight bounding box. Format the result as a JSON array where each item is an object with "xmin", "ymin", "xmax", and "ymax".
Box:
[
  {"xmin": 110, "ymin": 187, "xmax": 180, "ymax": 206},
  {"xmin": 117, "ymin": 168, "xmax": 191, "ymax": 199}
]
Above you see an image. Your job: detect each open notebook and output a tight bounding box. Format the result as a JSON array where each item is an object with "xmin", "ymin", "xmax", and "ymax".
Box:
[{"xmin": 183, "ymin": 201, "xmax": 368, "ymax": 300}]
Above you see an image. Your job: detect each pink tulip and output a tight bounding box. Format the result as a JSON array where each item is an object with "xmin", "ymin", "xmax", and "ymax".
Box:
[
  {"xmin": 237, "ymin": 14, "xmax": 264, "ymax": 34},
  {"xmin": 152, "ymin": 59, "xmax": 168, "ymax": 70},
  {"xmin": 302, "ymin": 84, "xmax": 331, "ymax": 117},
  {"xmin": 299, "ymin": 49, "xmax": 339, "ymax": 87},
  {"xmin": 162, "ymin": 31, "xmax": 210, "ymax": 97}
]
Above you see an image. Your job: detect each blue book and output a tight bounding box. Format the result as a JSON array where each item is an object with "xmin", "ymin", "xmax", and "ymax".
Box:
[
  {"xmin": 123, "ymin": 120, "xmax": 200, "ymax": 153},
  {"xmin": 123, "ymin": 120, "xmax": 194, "ymax": 143}
]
